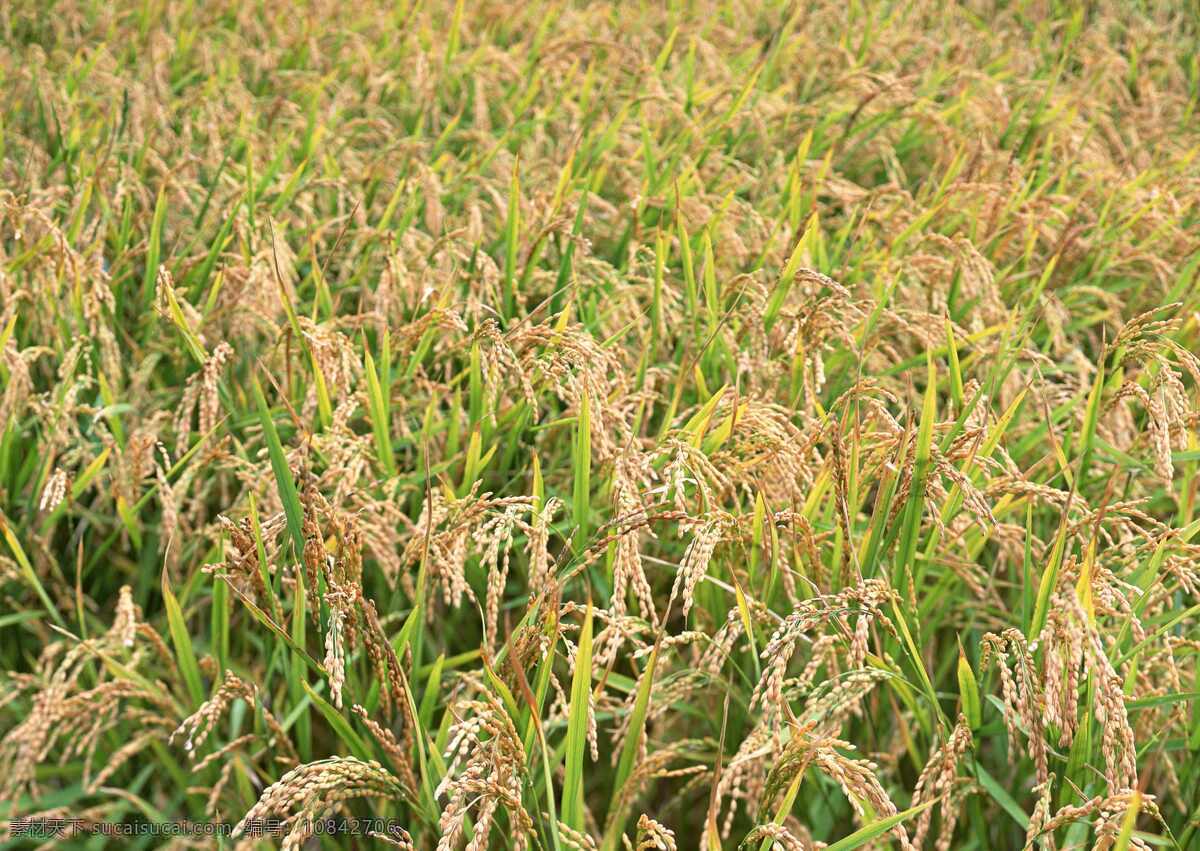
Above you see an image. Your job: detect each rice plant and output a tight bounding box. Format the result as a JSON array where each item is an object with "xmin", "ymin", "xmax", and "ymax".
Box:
[{"xmin": 2, "ymin": 0, "xmax": 1200, "ymax": 848}]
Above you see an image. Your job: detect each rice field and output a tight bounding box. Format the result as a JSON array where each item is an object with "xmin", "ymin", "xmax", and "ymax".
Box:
[{"xmin": 2, "ymin": 1, "xmax": 1200, "ymax": 848}]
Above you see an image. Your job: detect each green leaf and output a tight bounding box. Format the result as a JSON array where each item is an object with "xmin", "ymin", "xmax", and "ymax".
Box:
[
  {"xmin": 561, "ymin": 600, "xmax": 594, "ymax": 831},
  {"xmin": 677, "ymin": 216, "xmax": 698, "ymax": 333},
  {"xmin": 957, "ymin": 640, "xmax": 981, "ymax": 730},
  {"xmin": 503, "ymin": 158, "xmax": 521, "ymax": 318},
  {"xmin": 974, "ymin": 762, "xmax": 1030, "ymax": 829},
  {"xmin": 162, "ymin": 567, "xmax": 205, "ymax": 708},
  {"xmin": 301, "ymin": 679, "xmax": 373, "ymax": 762},
  {"xmin": 1127, "ymin": 691, "xmax": 1200, "ymax": 710},
  {"xmin": 604, "ymin": 642, "xmax": 658, "ymax": 849},
  {"xmin": 702, "ymin": 228, "xmax": 719, "ymax": 330},
  {"xmin": 683, "ymin": 382, "xmax": 728, "ymax": 448},
  {"xmin": 572, "ymin": 389, "xmax": 592, "ymax": 553},
  {"xmin": 250, "ymin": 375, "xmax": 305, "ymax": 558},
  {"xmin": 140, "ymin": 182, "xmax": 167, "ymax": 307},
  {"xmin": 945, "ymin": 318, "xmax": 964, "ymax": 410},
  {"xmin": 363, "ymin": 345, "xmax": 396, "ymax": 477},
  {"xmin": 764, "ymin": 211, "xmax": 817, "ymax": 331},
  {"xmin": 896, "ymin": 352, "xmax": 937, "ymax": 593},
  {"xmin": 160, "ymin": 284, "xmax": 208, "ymax": 365},
  {"xmin": 1, "ymin": 516, "xmax": 66, "ymax": 628},
  {"xmin": 823, "ymin": 798, "xmax": 937, "ymax": 851},
  {"xmin": 1075, "ymin": 358, "xmax": 1106, "ymax": 484},
  {"xmin": 1029, "ymin": 512, "xmax": 1071, "ymax": 642}
]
